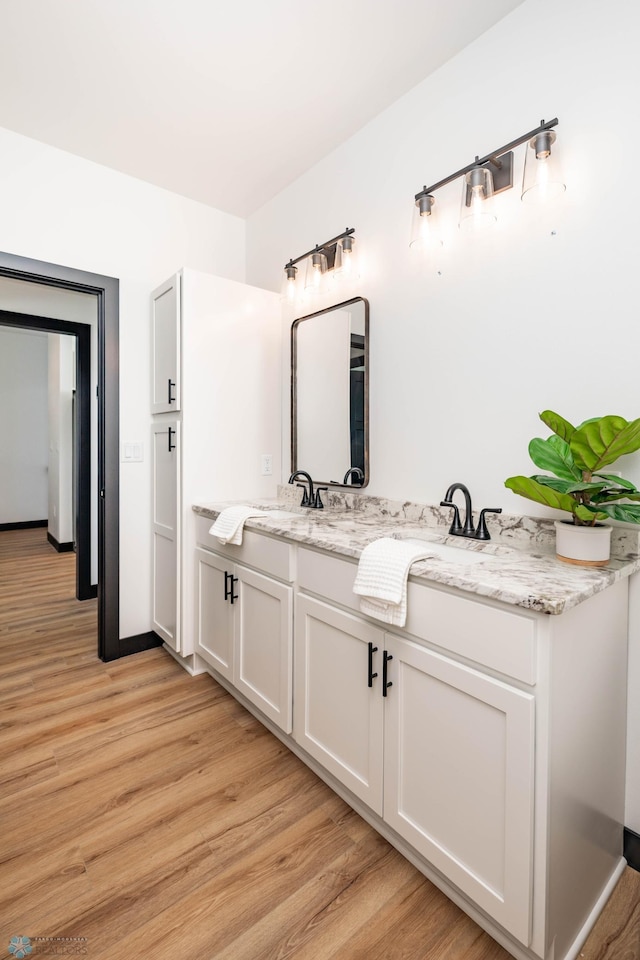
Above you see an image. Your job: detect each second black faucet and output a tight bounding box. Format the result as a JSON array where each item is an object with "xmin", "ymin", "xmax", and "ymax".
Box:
[{"xmin": 288, "ymin": 471, "xmax": 327, "ymax": 509}]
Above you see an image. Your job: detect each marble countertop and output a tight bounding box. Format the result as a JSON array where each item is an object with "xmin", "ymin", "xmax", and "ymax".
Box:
[{"xmin": 192, "ymin": 489, "xmax": 640, "ymax": 616}]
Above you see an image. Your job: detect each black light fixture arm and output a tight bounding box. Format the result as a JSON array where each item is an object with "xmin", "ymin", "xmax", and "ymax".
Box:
[
  {"xmin": 415, "ymin": 118, "xmax": 559, "ymax": 201},
  {"xmin": 284, "ymin": 227, "xmax": 355, "ymax": 270}
]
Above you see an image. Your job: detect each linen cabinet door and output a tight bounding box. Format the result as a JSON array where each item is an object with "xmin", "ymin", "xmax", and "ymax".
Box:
[
  {"xmin": 195, "ymin": 548, "xmax": 234, "ymax": 681},
  {"xmin": 151, "ymin": 273, "xmax": 181, "ymax": 414},
  {"xmin": 383, "ymin": 633, "xmax": 535, "ymax": 946},
  {"xmin": 151, "ymin": 420, "xmax": 180, "ymax": 651},
  {"xmin": 294, "ymin": 595, "xmax": 384, "ymax": 814},
  {"xmin": 233, "ymin": 566, "xmax": 293, "ymax": 734}
]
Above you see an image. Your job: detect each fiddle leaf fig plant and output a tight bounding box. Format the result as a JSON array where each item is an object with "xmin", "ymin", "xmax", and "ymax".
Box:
[{"xmin": 505, "ymin": 410, "xmax": 640, "ymax": 526}]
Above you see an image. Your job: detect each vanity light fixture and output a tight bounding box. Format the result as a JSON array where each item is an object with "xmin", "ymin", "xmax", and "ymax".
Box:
[
  {"xmin": 411, "ymin": 118, "xmax": 562, "ymax": 245},
  {"xmin": 521, "ymin": 127, "xmax": 565, "ymax": 203},
  {"xmin": 282, "ymin": 227, "xmax": 356, "ymax": 304},
  {"xmin": 304, "ymin": 247, "xmax": 329, "ymax": 292},
  {"xmin": 409, "ymin": 193, "xmax": 442, "ymax": 250},
  {"xmin": 459, "ymin": 164, "xmax": 497, "ymax": 233},
  {"xmin": 280, "ymin": 263, "xmax": 299, "ymax": 302}
]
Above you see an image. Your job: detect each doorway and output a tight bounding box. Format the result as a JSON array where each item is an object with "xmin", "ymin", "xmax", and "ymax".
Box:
[
  {"xmin": 0, "ymin": 251, "xmax": 120, "ymax": 661},
  {"xmin": 0, "ymin": 312, "xmax": 92, "ymax": 599}
]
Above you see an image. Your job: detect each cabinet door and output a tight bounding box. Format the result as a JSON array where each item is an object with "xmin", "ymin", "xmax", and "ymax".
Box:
[
  {"xmin": 151, "ymin": 420, "xmax": 180, "ymax": 650},
  {"xmin": 195, "ymin": 548, "xmax": 234, "ymax": 680},
  {"xmin": 294, "ymin": 595, "xmax": 384, "ymax": 814},
  {"xmin": 151, "ymin": 274, "xmax": 181, "ymax": 414},
  {"xmin": 234, "ymin": 566, "xmax": 293, "ymax": 733},
  {"xmin": 383, "ymin": 633, "xmax": 534, "ymax": 945}
]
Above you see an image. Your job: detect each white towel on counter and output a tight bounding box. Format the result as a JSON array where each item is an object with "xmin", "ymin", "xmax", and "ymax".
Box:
[
  {"xmin": 353, "ymin": 537, "xmax": 432, "ymax": 627},
  {"xmin": 209, "ymin": 505, "xmax": 268, "ymax": 545}
]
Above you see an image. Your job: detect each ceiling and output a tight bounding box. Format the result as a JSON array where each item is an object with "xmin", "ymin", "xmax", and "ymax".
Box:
[{"xmin": 0, "ymin": 0, "xmax": 525, "ymax": 219}]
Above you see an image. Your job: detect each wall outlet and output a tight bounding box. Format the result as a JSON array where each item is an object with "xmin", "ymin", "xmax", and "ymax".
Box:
[{"xmin": 261, "ymin": 454, "xmax": 273, "ymax": 476}]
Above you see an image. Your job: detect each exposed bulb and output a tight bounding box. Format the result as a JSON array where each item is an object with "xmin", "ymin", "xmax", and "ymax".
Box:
[{"xmin": 410, "ymin": 194, "xmax": 442, "ymax": 251}]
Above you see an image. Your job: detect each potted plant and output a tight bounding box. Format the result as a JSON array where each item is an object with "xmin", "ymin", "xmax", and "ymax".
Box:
[{"xmin": 505, "ymin": 409, "xmax": 640, "ymax": 565}]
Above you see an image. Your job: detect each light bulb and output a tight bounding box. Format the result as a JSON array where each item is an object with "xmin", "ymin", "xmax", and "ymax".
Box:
[
  {"xmin": 410, "ymin": 193, "xmax": 442, "ymax": 250},
  {"xmin": 521, "ymin": 128, "xmax": 565, "ymax": 203},
  {"xmin": 459, "ymin": 166, "xmax": 496, "ymax": 233}
]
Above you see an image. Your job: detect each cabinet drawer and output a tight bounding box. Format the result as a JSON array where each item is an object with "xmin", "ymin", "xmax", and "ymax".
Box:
[
  {"xmin": 297, "ymin": 546, "xmax": 536, "ymax": 684},
  {"xmin": 196, "ymin": 515, "xmax": 294, "ymax": 582}
]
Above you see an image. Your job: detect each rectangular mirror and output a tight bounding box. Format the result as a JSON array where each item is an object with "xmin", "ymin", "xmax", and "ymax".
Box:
[{"xmin": 291, "ymin": 297, "xmax": 368, "ymax": 487}]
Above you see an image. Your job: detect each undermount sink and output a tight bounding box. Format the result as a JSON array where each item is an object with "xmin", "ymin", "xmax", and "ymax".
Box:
[{"xmin": 396, "ymin": 535, "xmax": 500, "ymax": 565}]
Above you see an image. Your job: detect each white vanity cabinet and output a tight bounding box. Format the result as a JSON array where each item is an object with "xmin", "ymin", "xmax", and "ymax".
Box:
[
  {"xmin": 294, "ymin": 595, "xmax": 385, "ymax": 812},
  {"xmin": 294, "ymin": 585, "xmax": 534, "ymax": 943},
  {"xmin": 382, "ymin": 632, "xmax": 534, "ymax": 945},
  {"xmin": 293, "ymin": 543, "xmax": 629, "ymax": 960},
  {"xmin": 151, "ymin": 419, "xmax": 180, "ymax": 650},
  {"xmin": 195, "ymin": 517, "xmax": 294, "ymax": 733},
  {"xmin": 151, "ymin": 274, "xmax": 181, "ymax": 415},
  {"xmin": 149, "ymin": 269, "xmax": 281, "ymax": 658}
]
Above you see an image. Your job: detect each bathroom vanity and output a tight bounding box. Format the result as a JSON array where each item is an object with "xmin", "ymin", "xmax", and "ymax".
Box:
[{"xmin": 189, "ymin": 493, "xmax": 639, "ymax": 960}]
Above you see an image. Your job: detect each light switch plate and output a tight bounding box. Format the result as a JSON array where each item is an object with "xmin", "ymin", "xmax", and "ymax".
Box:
[{"xmin": 122, "ymin": 442, "xmax": 144, "ymax": 463}]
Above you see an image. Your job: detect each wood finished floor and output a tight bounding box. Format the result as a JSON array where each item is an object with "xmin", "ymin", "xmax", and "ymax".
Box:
[{"xmin": 0, "ymin": 527, "xmax": 638, "ymax": 959}]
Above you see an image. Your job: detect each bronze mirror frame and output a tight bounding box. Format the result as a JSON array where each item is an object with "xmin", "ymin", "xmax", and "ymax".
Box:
[{"xmin": 291, "ymin": 296, "xmax": 369, "ymax": 488}]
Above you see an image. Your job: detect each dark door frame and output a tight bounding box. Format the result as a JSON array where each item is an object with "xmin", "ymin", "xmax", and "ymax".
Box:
[
  {"xmin": 0, "ymin": 251, "xmax": 119, "ymax": 661},
  {"xmin": 0, "ymin": 310, "xmax": 93, "ymax": 600}
]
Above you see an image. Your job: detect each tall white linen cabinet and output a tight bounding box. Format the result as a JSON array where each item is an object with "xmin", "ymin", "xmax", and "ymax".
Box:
[{"xmin": 150, "ymin": 268, "xmax": 281, "ymax": 662}]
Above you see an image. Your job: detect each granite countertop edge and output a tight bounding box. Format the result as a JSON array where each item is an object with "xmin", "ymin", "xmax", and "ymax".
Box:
[{"xmin": 192, "ymin": 499, "xmax": 640, "ymax": 616}]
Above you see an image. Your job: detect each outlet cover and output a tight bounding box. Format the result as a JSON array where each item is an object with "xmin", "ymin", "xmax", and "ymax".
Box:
[{"xmin": 261, "ymin": 454, "xmax": 273, "ymax": 476}]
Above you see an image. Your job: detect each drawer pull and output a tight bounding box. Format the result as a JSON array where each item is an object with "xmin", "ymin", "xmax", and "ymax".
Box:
[
  {"xmin": 168, "ymin": 378, "xmax": 176, "ymax": 404},
  {"xmin": 383, "ymin": 651, "xmax": 393, "ymax": 697},
  {"xmin": 368, "ymin": 642, "xmax": 379, "ymax": 687}
]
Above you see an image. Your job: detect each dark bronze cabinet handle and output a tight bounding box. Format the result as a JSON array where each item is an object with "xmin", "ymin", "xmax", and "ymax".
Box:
[
  {"xmin": 168, "ymin": 426, "xmax": 176, "ymax": 452},
  {"xmin": 168, "ymin": 378, "xmax": 176, "ymax": 404},
  {"xmin": 224, "ymin": 571, "xmax": 238, "ymax": 604},
  {"xmin": 368, "ymin": 641, "xmax": 378, "ymax": 687},
  {"xmin": 383, "ymin": 651, "xmax": 393, "ymax": 697}
]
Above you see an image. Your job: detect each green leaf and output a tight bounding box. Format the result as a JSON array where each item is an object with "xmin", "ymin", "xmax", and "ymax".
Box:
[
  {"xmin": 574, "ymin": 504, "xmax": 608, "ymax": 523},
  {"xmin": 594, "ymin": 473, "xmax": 638, "ymax": 491},
  {"xmin": 528, "ymin": 436, "xmax": 581, "ymax": 481},
  {"xmin": 570, "ymin": 416, "xmax": 640, "ymax": 471},
  {"xmin": 539, "ymin": 409, "xmax": 575, "ymax": 443},
  {"xmin": 505, "ymin": 476, "xmax": 579, "ymax": 514},
  {"xmin": 565, "ymin": 481, "xmax": 607, "ymax": 495},
  {"xmin": 593, "ymin": 502, "xmax": 640, "ymax": 523},
  {"xmin": 594, "ymin": 491, "xmax": 640, "ymax": 504},
  {"xmin": 530, "ymin": 474, "xmax": 574, "ymax": 493}
]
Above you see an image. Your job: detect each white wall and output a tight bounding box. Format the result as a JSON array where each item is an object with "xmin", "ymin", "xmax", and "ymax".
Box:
[
  {"xmin": 245, "ymin": 0, "xmax": 640, "ymax": 830},
  {"xmin": 0, "ymin": 327, "xmax": 48, "ymax": 523},
  {"xmin": 0, "ymin": 126, "xmax": 246, "ymax": 639},
  {"xmin": 47, "ymin": 334, "xmax": 74, "ymax": 545}
]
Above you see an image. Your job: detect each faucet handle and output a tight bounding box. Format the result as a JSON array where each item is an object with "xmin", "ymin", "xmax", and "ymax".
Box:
[
  {"xmin": 440, "ymin": 500, "xmax": 463, "ymax": 535},
  {"xmin": 314, "ymin": 486, "xmax": 328, "ymax": 509},
  {"xmin": 296, "ymin": 483, "xmax": 310, "ymax": 506},
  {"xmin": 475, "ymin": 507, "xmax": 502, "ymax": 541}
]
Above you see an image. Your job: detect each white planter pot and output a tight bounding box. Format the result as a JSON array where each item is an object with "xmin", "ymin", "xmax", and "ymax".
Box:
[{"xmin": 554, "ymin": 520, "xmax": 612, "ymax": 566}]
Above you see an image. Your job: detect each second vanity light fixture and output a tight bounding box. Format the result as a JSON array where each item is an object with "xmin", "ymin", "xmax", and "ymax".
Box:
[
  {"xmin": 282, "ymin": 227, "xmax": 357, "ymax": 304},
  {"xmin": 410, "ymin": 117, "xmax": 564, "ymax": 249}
]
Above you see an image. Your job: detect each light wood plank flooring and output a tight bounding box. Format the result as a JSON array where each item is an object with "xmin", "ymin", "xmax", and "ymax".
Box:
[{"xmin": 0, "ymin": 527, "xmax": 638, "ymax": 959}]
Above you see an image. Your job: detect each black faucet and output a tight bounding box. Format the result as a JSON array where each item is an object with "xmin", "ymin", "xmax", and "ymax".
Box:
[
  {"xmin": 343, "ymin": 466, "xmax": 364, "ymax": 486},
  {"xmin": 440, "ymin": 482, "xmax": 502, "ymax": 540},
  {"xmin": 288, "ymin": 471, "xmax": 327, "ymax": 509}
]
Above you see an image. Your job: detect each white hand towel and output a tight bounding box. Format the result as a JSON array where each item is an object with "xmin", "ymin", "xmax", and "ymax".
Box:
[
  {"xmin": 209, "ymin": 505, "xmax": 268, "ymax": 545},
  {"xmin": 353, "ymin": 537, "xmax": 432, "ymax": 627}
]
